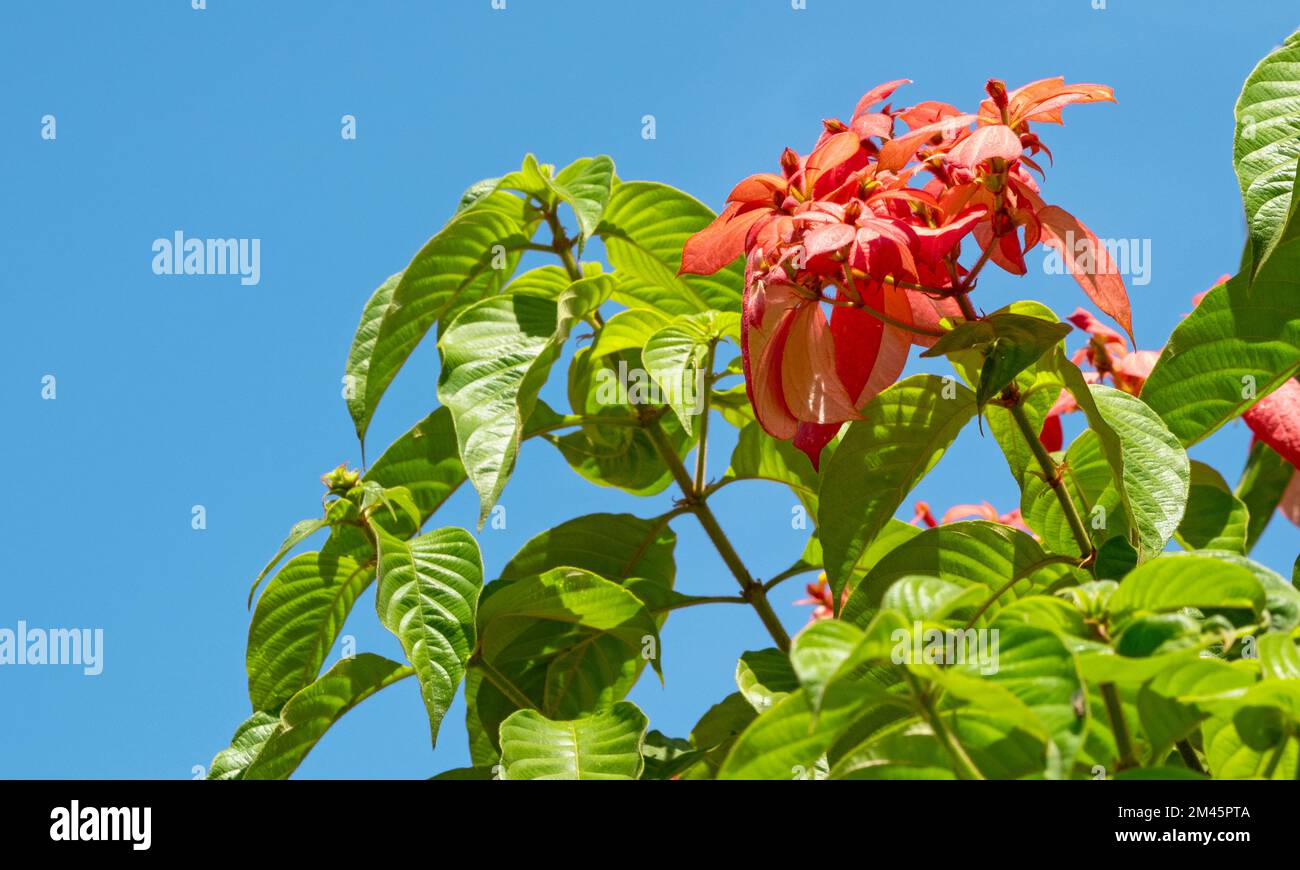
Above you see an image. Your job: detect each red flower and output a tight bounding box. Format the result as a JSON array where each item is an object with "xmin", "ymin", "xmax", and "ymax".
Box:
[
  {"xmin": 795, "ymin": 573, "xmax": 843, "ymax": 622},
  {"xmin": 681, "ymin": 78, "xmax": 1125, "ymax": 467}
]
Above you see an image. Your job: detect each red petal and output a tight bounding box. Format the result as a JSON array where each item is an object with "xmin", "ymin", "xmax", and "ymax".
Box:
[
  {"xmin": 742, "ymin": 282, "xmax": 800, "ymax": 440},
  {"xmin": 1244, "ymin": 379, "xmax": 1300, "ymax": 468},
  {"xmin": 727, "ymin": 173, "xmax": 789, "ymax": 204},
  {"xmin": 1036, "ymin": 205, "xmax": 1134, "ymax": 345},
  {"xmin": 1067, "ymin": 307, "xmax": 1127, "ymax": 348},
  {"xmin": 781, "ymin": 302, "xmax": 859, "ymax": 425},
  {"xmin": 878, "ymin": 115, "xmax": 978, "ymax": 172},
  {"xmin": 793, "ymin": 422, "xmax": 841, "ymax": 470},
  {"xmin": 947, "ymin": 125, "xmax": 1024, "ymax": 170},
  {"xmin": 910, "ymin": 206, "xmax": 987, "ymax": 266},
  {"xmin": 802, "ymin": 222, "xmax": 858, "ymax": 260},
  {"xmin": 1279, "ymin": 473, "xmax": 1300, "ymax": 527},
  {"xmin": 852, "ymin": 79, "xmax": 911, "ymax": 118},
  {"xmin": 907, "ymin": 292, "xmax": 961, "ymax": 349},
  {"xmin": 680, "ymin": 205, "xmax": 768, "ymax": 275},
  {"xmin": 805, "ymin": 131, "xmax": 863, "ymax": 196},
  {"xmin": 1039, "ymin": 413, "xmax": 1063, "ymax": 452},
  {"xmin": 831, "ymin": 284, "xmax": 913, "ymax": 405}
]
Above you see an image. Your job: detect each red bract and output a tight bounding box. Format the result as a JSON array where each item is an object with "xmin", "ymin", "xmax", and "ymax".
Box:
[
  {"xmin": 1245, "ymin": 379, "xmax": 1300, "ymax": 468},
  {"xmin": 796, "ymin": 572, "xmax": 843, "ymax": 623},
  {"xmin": 681, "ymin": 78, "xmax": 1127, "ymax": 467},
  {"xmin": 912, "ymin": 500, "xmax": 1031, "ymax": 533}
]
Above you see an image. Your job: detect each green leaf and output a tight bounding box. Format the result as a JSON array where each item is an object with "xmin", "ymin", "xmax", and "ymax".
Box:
[
  {"xmin": 923, "ymin": 312, "xmax": 1071, "ymax": 409},
  {"xmin": 643, "ymin": 311, "xmax": 739, "ymax": 434},
  {"xmin": 549, "ymin": 156, "xmax": 616, "ymax": 242},
  {"xmin": 470, "ymin": 568, "xmax": 661, "ymax": 754},
  {"xmin": 241, "ymin": 654, "xmax": 413, "ymax": 780},
  {"xmin": 207, "ymin": 712, "xmax": 281, "ymax": 781},
  {"xmin": 456, "ymin": 155, "xmax": 553, "ymax": 214},
  {"xmin": 879, "ymin": 575, "xmax": 986, "ymax": 623},
  {"xmin": 715, "ymin": 690, "xmax": 834, "ymax": 780},
  {"xmin": 843, "ymin": 521, "xmax": 1084, "ymax": 627},
  {"xmin": 1021, "ymin": 429, "xmax": 1125, "ymax": 557},
  {"xmin": 1141, "ymin": 260, "xmax": 1300, "ymax": 447},
  {"xmin": 1091, "ymin": 386, "xmax": 1189, "ymax": 557},
  {"xmin": 690, "ymin": 692, "xmax": 757, "ymax": 750},
  {"xmin": 589, "ymin": 308, "xmax": 673, "ymax": 359},
  {"xmin": 430, "ymin": 766, "xmax": 497, "ymax": 781},
  {"xmin": 549, "ymin": 346, "xmax": 694, "ymax": 495},
  {"xmin": 724, "ymin": 421, "xmax": 821, "ymax": 514},
  {"xmin": 819, "ymin": 375, "xmax": 977, "ymax": 609},
  {"xmin": 641, "ymin": 730, "xmax": 703, "ymax": 780},
  {"xmin": 1235, "ymin": 30, "xmax": 1300, "ymax": 276},
  {"xmin": 944, "ymin": 625, "xmax": 1088, "ymax": 777},
  {"xmin": 736, "ymin": 649, "xmax": 799, "ymax": 712},
  {"xmin": 500, "ymin": 512, "xmax": 677, "ymax": 588},
  {"xmin": 345, "ymin": 191, "xmax": 538, "ymax": 443},
  {"xmin": 245, "ymin": 517, "xmax": 332, "ymax": 608},
  {"xmin": 1138, "ymin": 658, "xmax": 1255, "ymax": 760},
  {"xmin": 1260, "ymin": 630, "xmax": 1300, "ymax": 680},
  {"xmin": 362, "ymin": 406, "xmax": 467, "ymax": 522},
  {"xmin": 1106, "ymin": 552, "xmax": 1266, "ymax": 621},
  {"xmin": 1055, "ymin": 366, "xmax": 1190, "ymax": 558},
  {"xmin": 788, "ymin": 619, "xmax": 864, "ymax": 712},
  {"xmin": 498, "ymin": 701, "xmax": 649, "ymax": 780},
  {"xmin": 1175, "ymin": 461, "xmax": 1250, "ymax": 554},
  {"xmin": 945, "ymin": 302, "xmax": 1067, "ymax": 485},
  {"xmin": 597, "ymin": 181, "xmax": 743, "ymax": 315},
  {"xmin": 718, "ymin": 613, "xmax": 908, "ymax": 779},
  {"xmin": 438, "ymin": 276, "xmax": 612, "ymax": 524},
  {"xmin": 1236, "ymin": 440, "xmax": 1296, "ymax": 552},
  {"xmin": 1198, "ymin": 549, "xmax": 1300, "ymax": 634},
  {"xmin": 1204, "ymin": 683, "xmax": 1300, "ymax": 778},
  {"xmin": 374, "ymin": 527, "xmax": 483, "ymax": 747},
  {"xmin": 246, "ymin": 551, "xmax": 375, "ymax": 711}
]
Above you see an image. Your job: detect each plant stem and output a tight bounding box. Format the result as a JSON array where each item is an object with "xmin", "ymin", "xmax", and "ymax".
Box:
[
  {"xmin": 693, "ymin": 341, "xmax": 716, "ymax": 494},
  {"xmin": 545, "ymin": 209, "xmax": 584, "ymax": 281},
  {"xmin": 544, "ymin": 204, "xmax": 788, "ymax": 651},
  {"xmin": 1101, "ymin": 682, "xmax": 1137, "ymax": 771},
  {"xmin": 954, "ymin": 291, "xmax": 980, "ymax": 322},
  {"xmin": 1006, "ymin": 398, "xmax": 1095, "ymax": 559},
  {"xmin": 904, "ymin": 671, "xmax": 984, "ymax": 780},
  {"xmin": 642, "ymin": 414, "xmax": 791, "ymax": 652},
  {"xmin": 763, "ymin": 563, "xmax": 822, "ymax": 592}
]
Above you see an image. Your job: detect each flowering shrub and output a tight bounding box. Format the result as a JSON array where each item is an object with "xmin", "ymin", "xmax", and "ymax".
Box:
[{"xmin": 212, "ymin": 32, "xmax": 1300, "ymax": 780}]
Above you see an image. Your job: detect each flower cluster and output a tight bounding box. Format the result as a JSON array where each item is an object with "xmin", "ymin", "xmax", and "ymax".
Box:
[{"xmin": 682, "ymin": 78, "xmax": 1130, "ymax": 467}]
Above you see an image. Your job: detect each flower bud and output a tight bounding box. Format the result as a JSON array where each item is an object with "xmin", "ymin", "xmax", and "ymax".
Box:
[
  {"xmin": 985, "ymin": 78, "xmax": 1009, "ymax": 111},
  {"xmin": 320, "ymin": 463, "xmax": 361, "ymax": 496},
  {"xmin": 780, "ymin": 147, "xmax": 801, "ymax": 177}
]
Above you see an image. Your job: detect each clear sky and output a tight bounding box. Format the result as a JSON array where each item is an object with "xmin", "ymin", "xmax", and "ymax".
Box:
[{"xmin": 2, "ymin": 0, "xmax": 1297, "ymax": 778}]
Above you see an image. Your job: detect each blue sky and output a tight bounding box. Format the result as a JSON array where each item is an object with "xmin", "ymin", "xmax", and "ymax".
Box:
[{"xmin": 1, "ymin": 0, "xmax": 1296, "ymax": 778}]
